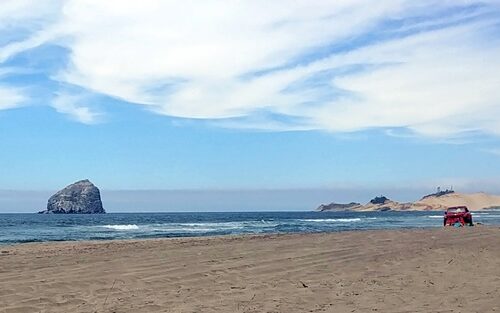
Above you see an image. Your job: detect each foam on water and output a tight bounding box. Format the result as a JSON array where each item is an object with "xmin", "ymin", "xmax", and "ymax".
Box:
[
  {"xmin": 471, "ymin": 213, "xmax": 500, "ymax": 217},
  {"xmin": 102, "ymin": 224, "xmax": 140, "ymax": 230},
  {"xmin": 302, "ymin": 218, "xmax": 362, "ymax": 222},
  {"xmin": 99, "ymin": 220, "xmax": 281, "ymax": 233}
]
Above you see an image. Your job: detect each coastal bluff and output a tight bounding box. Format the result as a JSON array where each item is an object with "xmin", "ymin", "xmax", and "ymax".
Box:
[
  {"xmin": 38, "ymin": 180, "xmax": 105, "ymax": 214},
  {"xmin": 317, "ymin": 191, "xmax": 500, "ymax": 212}
]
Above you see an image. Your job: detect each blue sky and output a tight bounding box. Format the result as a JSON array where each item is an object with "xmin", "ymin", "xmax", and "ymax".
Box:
[{"xmin": 1, "ymin": 1, "xmax": 500, "ymax": 211}]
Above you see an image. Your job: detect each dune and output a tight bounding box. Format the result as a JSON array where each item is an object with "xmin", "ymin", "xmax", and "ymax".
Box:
[
  {"xmin": 414, "ymin": 192, "xmax": 500, "ymax": 211},
  {"xmin": 317, "ymin": 192, "xmax": 500, "ymax": 212}
]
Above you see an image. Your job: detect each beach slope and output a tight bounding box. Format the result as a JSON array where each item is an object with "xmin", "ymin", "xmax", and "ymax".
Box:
[{"xmin": 1, "ymin": 227, "xmax": 499, "ymax": 312}]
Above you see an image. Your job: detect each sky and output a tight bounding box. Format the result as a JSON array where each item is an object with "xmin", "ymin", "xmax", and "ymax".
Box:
[{"xmin": 1, "ymin": 1, "xmax": 500, "ymax": 212}]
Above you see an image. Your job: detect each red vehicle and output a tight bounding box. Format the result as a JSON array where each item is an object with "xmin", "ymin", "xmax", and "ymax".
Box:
[{"xmin": 443, "ymin": 206, "xmax": 473, "ymax": 227}]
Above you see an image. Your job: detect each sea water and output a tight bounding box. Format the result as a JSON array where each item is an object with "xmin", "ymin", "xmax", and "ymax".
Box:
[{"xmin": 1, "ymin": 210, "xmax": 499, "ymax": 244}]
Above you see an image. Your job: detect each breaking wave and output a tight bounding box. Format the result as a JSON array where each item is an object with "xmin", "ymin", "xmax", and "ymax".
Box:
[
  {"xmin": 102, "ymin": 224, "xmax": 140, "ymax": 230},
  {"xmin": 302, "ymin": 218, "xmax": 362, "ymax": 222}
]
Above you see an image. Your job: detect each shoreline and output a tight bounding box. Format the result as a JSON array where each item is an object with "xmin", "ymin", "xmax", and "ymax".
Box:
[
  {"xmin": 4, "ymin": 220, "xmax": 498, "ymax": 247},
  {"xmin": 1, "ymin": 224, "xmax": 447, "ymax": 247},
  {"xmin": 1, "ymin": 227, "xmax": 499, "ymax": 312},
  {"xmin": 0, "ymin": 224, "xmax": 493, "ymax": 250}
]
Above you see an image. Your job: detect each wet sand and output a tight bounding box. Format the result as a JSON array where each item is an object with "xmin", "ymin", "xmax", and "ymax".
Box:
[{"xmin": 1, "ymin": 227, "xmax": 499, "ymax": 313}]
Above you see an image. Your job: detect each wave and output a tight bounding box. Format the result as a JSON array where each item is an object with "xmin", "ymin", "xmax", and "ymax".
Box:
[
  {"xmin": 150, "ymin": 227, "xmax": 217, "ymax": 233},
  {"xmin": 427, "ymin": 215, "xmax": 443, "ymax": 218},
  {"xmin": 473, "ymin": 214, "xmax": 500, "ymax": 218},
  {"xmin": 96, "ymin": 218, "xmax": 367, "ymax": 234},
  {"xmin": 98, "ymin": 221, "xmax": 279, "ymax": 233},
  {"xmin": 102, "ymin": 224, "xmax": 140, "ymax": 230},
  {"xmin": 302, "ymin": 218, "xmax": 362, "ymax": 223},
  {"xmin": 169, "ymin": 221, "xmax": 279, "ymax": 230}
]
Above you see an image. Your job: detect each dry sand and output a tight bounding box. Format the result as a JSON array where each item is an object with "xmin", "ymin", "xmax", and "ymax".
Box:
[{"xmin": 1, "ymin": 227, "xmax": 499, "ymax": 313}]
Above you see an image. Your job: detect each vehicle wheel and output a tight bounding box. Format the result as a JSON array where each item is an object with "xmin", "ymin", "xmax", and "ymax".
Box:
[{"xmin": 465, "ymin": 216, "xmax": 473, "ymax": 226}]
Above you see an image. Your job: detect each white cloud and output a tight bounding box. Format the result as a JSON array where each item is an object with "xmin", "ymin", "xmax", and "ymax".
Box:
[
  {"xmin": 0, "ymin": 0, "xmax": 60, "ymax": 28},
  {"xmin": 55, "ymin": 0, "xmax": 408, "ymax": 113},
  {"xmin": 0, "ymin": 1, "xmax": 63, "ymax": 62},
  {"xmin": 304, "ymin": 21, "xmax": 500, "ymax": 136},
  {"xmin": 51, "ymin": 92, "xmax": 101, "ymax": 124},
  {"xmin": 1, "ymin": 0, "xmax": 500, "ymax": 135},
  {"xmin": 0, "ymin": 86, "xmax": 25, "ymax": 110},
  {"xmin": 0, "ymin": 1, "xmax": 62, "ymax": 113}
]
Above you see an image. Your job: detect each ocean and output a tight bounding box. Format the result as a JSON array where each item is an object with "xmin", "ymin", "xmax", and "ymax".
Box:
[{"xmin": 1, "ymin": 210, "xmax": 500, "ymax": 245}]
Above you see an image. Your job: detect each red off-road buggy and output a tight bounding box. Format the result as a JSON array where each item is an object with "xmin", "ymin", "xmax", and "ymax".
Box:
[{"xmin": 443, "ymin": 206, "xmax": 473, "ymax": 227}]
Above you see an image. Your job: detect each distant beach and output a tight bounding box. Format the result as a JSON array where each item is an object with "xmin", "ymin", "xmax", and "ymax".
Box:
[{"xmin": 1, "ymin": 227, "xmax": 499, "ymax": 312}]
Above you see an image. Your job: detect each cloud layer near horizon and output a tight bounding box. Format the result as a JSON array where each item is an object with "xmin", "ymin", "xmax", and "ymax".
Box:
[{"xmin": 0, "ymin": 0, "xmax": 499, "ymax": 136}]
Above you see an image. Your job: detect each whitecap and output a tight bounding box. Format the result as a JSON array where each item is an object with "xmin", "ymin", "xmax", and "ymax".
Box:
[
  {"xmin": 474, "ymin": 214, "xmax": 500, "ymax": 218},
  {"xmin": 102, "ymin": 224, "xmax": 140, "ymax": 230},
  {"xmin": 302, "ymin": 218, "xmax": 362, "ymax": 223}
]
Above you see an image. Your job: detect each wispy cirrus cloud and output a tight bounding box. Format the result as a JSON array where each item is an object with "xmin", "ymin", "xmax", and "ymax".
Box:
[
  {"xmin": 51, "ymin": 92, "xmax": 102, "ymax": 124},
  {"xmin": 0, "ymin": 1, "xmax": 63, "ymax": 61},
  {"xmin": 0, "ymin": 0, "xmax": 499, "ymax": 137},
  {"xmin": 0, "ymin": 85, "xmax": 25, "ymax": 110}
]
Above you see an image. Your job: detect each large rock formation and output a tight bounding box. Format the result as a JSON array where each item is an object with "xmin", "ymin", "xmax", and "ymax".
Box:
[
  {"xmin": 316, "ymin": 202, "xmax": 362, "ymax": 212},
  {"xmin": 38, "ymin": 180, "xmax": 105, "ymax": 214},
  {"xmin": 316, "ymin": 196, "xmax": 408, "ymax": 212},
  {"xmin": 361, "ymin": 196, "xmax": 408, "ymax": 211}
]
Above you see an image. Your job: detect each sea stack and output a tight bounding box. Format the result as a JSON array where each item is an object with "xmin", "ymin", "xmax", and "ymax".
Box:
[{"xmin": 38, "ymin": 179, "xmax": 105, "ymax": 214}]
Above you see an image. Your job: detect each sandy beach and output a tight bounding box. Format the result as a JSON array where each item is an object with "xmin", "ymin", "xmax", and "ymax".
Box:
[{"xmin": 1, "ymin": 227, "xmax": 499, "ymax": 313}]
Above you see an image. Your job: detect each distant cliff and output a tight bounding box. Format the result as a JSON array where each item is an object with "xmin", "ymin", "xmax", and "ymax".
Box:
[
  {"xmin": 421, "ymin": 189, "xmax": 455, "ymax": 199},
  {"xmin": 38, "ymin": 180, "xmax": 105, "ymax": 214},
  {"xmin": 316, "ymin": 192, "xmax": 500, "ymax": 212},
  {"xmin": 316, "ymin": 202, "xmax": 362, "ymax": 211}
]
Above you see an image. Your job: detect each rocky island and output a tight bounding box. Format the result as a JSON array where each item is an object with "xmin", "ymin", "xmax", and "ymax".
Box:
[{"xmin": 38, "ymin": 179, "xmax": 105, "ymax": 214}]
